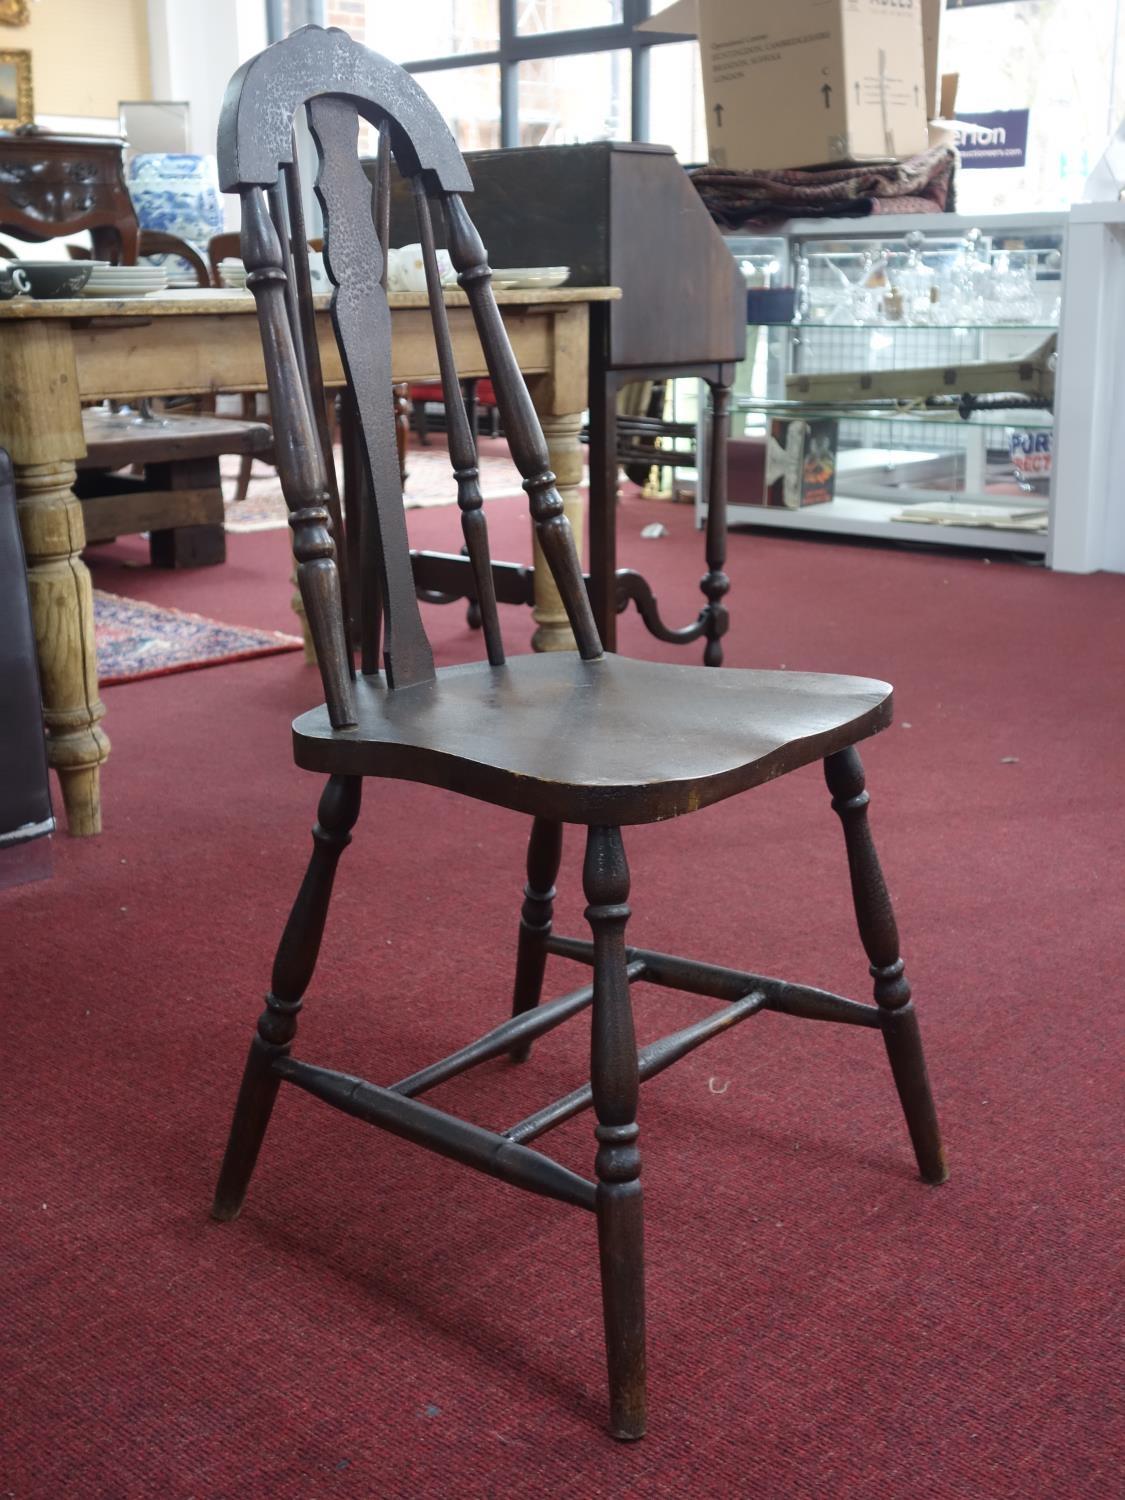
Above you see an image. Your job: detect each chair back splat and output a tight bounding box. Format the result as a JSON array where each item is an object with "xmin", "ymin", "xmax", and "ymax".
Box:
[{"xmin": 216, "ymin": 23, "xmax": 602, "ymax": 717}]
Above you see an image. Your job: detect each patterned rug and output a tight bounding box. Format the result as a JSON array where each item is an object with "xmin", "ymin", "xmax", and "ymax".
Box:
[
  {"xmin": 94, "ymin": 590, "xmax": 303, "ymax": 686},
  {"xmin": 222, "ymin": 445, "xmax": 533, "ymax": 533}
]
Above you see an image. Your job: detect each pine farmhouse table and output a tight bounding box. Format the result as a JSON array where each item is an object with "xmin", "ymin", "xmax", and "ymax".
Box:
[{"xmin": 0, "ymin": 285, "xmax": 618, "ymax": 836}]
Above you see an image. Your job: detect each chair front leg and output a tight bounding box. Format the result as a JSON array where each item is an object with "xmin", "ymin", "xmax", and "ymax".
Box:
[
  {"xmin": 509, "ymin": 817, "xmax": 563, "ymax": 1062},
  {"xmin": 212, "ymin": 774, "xmax": 362, "ymax": 1221},
  {"xmin": 825, "ymin": 748, "xmax": 948, "ymax": 1185},
  {"xmin": 584, "ymin": 825, "xmax": 646, "ymax": 1441}
]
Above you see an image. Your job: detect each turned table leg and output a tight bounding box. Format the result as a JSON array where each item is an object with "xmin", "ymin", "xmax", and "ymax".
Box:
[
  {"xmin": 530, "ymin": 408, "xmax": 584, "ymax": 654},
  {"xmin": 526, "ymin": 305, "xmax": 588, "ymax": 655},
  {"xmin": 16, "ymin": 461, "xmax": 109, "ymax": 836},
  {"xmin": 1, "ymin": 320, "xmax": 109, "ymax": 836}
]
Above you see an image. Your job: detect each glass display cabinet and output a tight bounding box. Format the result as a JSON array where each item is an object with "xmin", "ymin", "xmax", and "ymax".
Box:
[{"xmin": 695, "ymin": 206, "xmax": 1125, "ymax": 573}]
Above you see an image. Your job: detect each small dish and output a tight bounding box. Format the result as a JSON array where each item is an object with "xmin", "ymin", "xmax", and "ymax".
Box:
[
  {"xmin": 12, "ymin": 261, "xmax": 93, "ymax": 298},
  {"xmin": 492, "ymin": 266, "xmax": 570, "ymax": 290}
]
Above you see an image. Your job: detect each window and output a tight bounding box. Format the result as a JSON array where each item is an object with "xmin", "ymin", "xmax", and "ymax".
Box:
[
  {"xmin": 361, "ymin": 4, "xmax": 499, "ymax": 63},
  {"xmin": 515, "ymin": 0, "xmax": 624, "ymax": 34},
  {"xmin": 277, "ymin": 0, "xmax": 1125, "ymax": 207},
  {"xmin": 419, "ymin": 64, "xmax": 503, "ymax": 151},
  {"xmin": 516, "ymin": 49, "xmax": 631, "ymax": 146},
  {"xmin": 273, "ymin": 2, "xmax": 698, "ymax": 151},
  {"xmin": 942, "ymin": 0, "xmax": 1125, "ymax": 212}
]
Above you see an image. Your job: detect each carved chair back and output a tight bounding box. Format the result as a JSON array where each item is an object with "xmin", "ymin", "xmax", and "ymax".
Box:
[{"xmin": 217, "ymin": 25, "xmax": 602, "ymax": 729}]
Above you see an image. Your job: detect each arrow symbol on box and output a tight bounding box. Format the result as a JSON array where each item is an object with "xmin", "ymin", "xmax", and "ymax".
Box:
[
  {"xmin": 713, "ymin": 102, "xmax": 724, "ymax": 128},
  {"xmin": 821, "ymin": 83, "xmax": 832, "ymax": 109}
]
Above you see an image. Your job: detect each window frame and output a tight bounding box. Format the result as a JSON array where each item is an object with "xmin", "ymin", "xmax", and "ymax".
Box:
[{"xmin": 268, "ymin": 1, "xmax": 688, "ymax": 146}]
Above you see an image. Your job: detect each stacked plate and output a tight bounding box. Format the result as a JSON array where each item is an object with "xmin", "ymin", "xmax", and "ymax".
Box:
[
  {"xmin": 492, "ymin": 266, "xmax": 570, "ymax": 290},
  {"xmin": 82, "ymin": 263, "xmax": 170, "ymax": 298},
  {"xmin": 219, "ymin": 258, "xmax": 247, "ymax": 289}
]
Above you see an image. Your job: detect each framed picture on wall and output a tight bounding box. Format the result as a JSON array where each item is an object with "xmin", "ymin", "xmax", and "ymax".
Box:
[
  {"xmin": 0, "ymin": 48, "xmax": 31, "ymax": 128},
  {"xmin": 0, "ymin": 1, "xmax": 30, "ymax": 26}
]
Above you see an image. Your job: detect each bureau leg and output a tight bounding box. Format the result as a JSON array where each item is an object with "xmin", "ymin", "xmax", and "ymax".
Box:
[{"xmin": 700, "ymin": 378, "xmax": 731, "ymax": 668}]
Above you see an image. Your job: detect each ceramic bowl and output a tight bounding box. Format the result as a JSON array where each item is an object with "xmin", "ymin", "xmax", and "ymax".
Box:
[
  {"xmin": 0, "ymin": 263, "xmax": 29, "ymax": 299},
  {"xmin": 12, "ymin": 261, "xmax": 93, "ymax": 298}
]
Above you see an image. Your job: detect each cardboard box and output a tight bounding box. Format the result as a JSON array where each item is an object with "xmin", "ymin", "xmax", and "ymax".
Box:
[
  {"xmin": 727, "ymin": 420, "xmax": 839, "ymax": 509},
  {"xmin": 641, "ymin": 0, "xmax": 930, "ymax": 172}
]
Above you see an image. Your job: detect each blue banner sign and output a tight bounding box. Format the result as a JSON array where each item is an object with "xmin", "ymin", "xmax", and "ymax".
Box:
[{"xmin": 954, "ymin": 110, "xmax": 1030, "ymax": 169}]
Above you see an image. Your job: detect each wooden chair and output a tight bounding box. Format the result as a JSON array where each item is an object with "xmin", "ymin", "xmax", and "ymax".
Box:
[
  {"xmin": 211, "ymin": 26, "xmax": 948, "ymax": 1442},
  {"xmin": 208, "ymin": 231, "xmax": 410, "ymax": 500}
]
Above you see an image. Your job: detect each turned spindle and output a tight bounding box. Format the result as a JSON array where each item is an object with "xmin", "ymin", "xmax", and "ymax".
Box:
[{"xmin": 584, "ymin": 825, "xmax": 646, "ymax": 1441}]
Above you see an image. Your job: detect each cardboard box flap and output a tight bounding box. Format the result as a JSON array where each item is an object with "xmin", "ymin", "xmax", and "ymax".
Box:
[{"xmin": 636, "ymin": 0, "xmax": 699, "ymax": 35}]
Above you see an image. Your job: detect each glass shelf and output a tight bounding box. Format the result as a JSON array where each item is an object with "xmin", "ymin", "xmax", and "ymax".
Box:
[
  {"xmin": 787, "ymin": 321, "xmax": 1057, "ymax": 334},
  {"xmin": 734, "ymin": 398, "xmax": 1054, "ymax": 431}
]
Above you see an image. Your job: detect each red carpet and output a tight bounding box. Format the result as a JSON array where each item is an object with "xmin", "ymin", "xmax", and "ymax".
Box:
[{"xmin": 3, "ymin": 474, "xmax": 1123, "ymax": 1498}]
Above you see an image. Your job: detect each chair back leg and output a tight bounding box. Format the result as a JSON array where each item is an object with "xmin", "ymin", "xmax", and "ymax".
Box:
[
  {"xmin": 825, "ymin": 748, "xmax": 948, "ymax": 1185},
  {"xmin": 509, "ymin": 818, "xmax": 564, "ymax": 1062}
]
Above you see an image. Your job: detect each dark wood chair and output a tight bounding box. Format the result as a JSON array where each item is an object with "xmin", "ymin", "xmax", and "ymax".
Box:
[
  {"xmin": 211, "ymin": 25, "xmax": 947, "ymax": 1443},
  {"xmin": 208, "ymin": 231, "xmax": 410, "ymax": 500}
]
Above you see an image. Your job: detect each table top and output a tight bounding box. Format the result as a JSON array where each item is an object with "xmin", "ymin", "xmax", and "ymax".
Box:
[{"xmin": 0, "ymin": 285, "xmax": 620, "ymax": 321}]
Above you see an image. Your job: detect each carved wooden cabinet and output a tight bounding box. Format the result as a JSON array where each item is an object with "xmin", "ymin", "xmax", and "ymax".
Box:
[{"xmin": 0, "ymin": 132, "xmax": 138, "ymax": 263}]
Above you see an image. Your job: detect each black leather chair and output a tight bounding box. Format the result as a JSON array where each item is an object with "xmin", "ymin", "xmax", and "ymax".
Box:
[{"xmin": 0, "ymin": 447, "xmax": 54, "ymax": 883}]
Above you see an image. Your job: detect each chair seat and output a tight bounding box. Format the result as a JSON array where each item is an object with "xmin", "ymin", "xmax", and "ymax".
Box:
[{"xmin": 292, "ymin": 653, "xmax": 893, "ymax": 824}]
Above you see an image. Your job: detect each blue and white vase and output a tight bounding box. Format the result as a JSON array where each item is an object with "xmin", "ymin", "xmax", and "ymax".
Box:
[{"xmin": 127, "ymin": 153, "xmax": 224, "ymax": 277}]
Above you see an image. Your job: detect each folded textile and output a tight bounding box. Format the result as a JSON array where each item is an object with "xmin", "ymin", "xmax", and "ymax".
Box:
[{"xmin": 690, "ymin": 146, "xmax": 958, "ymax": 230}]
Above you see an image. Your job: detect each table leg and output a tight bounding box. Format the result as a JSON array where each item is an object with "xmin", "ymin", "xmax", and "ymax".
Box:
[
  {"xmin": 17, "ymin": 459, "xmax": 109, "ymax": 836},
  {"xmin": 531, "ymin": 409, "xmax": 584, "ymax": 653},
  {"xmin": 1, "ymin": 319, "xmax": 108, "ymax": 836},
  {"xmin": 586, "ymin": 363, "xmax": 619, "ymax": 652}
]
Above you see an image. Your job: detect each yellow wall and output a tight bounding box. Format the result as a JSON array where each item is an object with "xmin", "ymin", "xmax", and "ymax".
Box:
[{"xmin": 15, "ymin": 0, "xmax": 150, "ymax": 120}]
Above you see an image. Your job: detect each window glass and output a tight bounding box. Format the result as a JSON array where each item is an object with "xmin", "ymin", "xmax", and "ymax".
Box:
[
  {"xmin": 941, "ymin": 0, "xmax": 1121, "ymax": 211},
  {"xmin": 415, "ymin": 64, "xmax": 502, "ymax": 150},
  {"xmin": 515, "ymin": 0, "xmax": 623, "ymax": 34},
  {"xmin": 647, "ymin": 40, "xmax": 708, "ymax": 164},
  {"xmin": 517, "ymin": 49, "xmax": 631, "ymax": 145},
  {"xmin": 360, "ymin": 1, "xmax": 499, "ymax": 63}
]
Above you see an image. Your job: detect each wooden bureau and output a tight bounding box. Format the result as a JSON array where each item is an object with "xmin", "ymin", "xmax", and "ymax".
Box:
[{"xmin": 0, "ymin": 131, "xmax": 137, "ymax": 263}]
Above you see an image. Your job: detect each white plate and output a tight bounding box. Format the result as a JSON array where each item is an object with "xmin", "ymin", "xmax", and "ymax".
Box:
[
  {"xmin": 491, "ymin": 266, "xmax": 570, "ymax": 290},
  {"xmin": 86, "ymin": 275, "xmax": 168, "ymax": 285},
  {"xmin": 80, "ymin": 286, "xmax": 166, "ymax": 297},
  {"xmin": 84, "ymin": 280, "xmax": 169, "ymax": 290},
  {"xmin": 87, "ymin": 266, "xmax": 167, "ymax": 277},
  {"xmin": 86, "ymin": 278, "xmax": 168, "ymax": 289}
]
